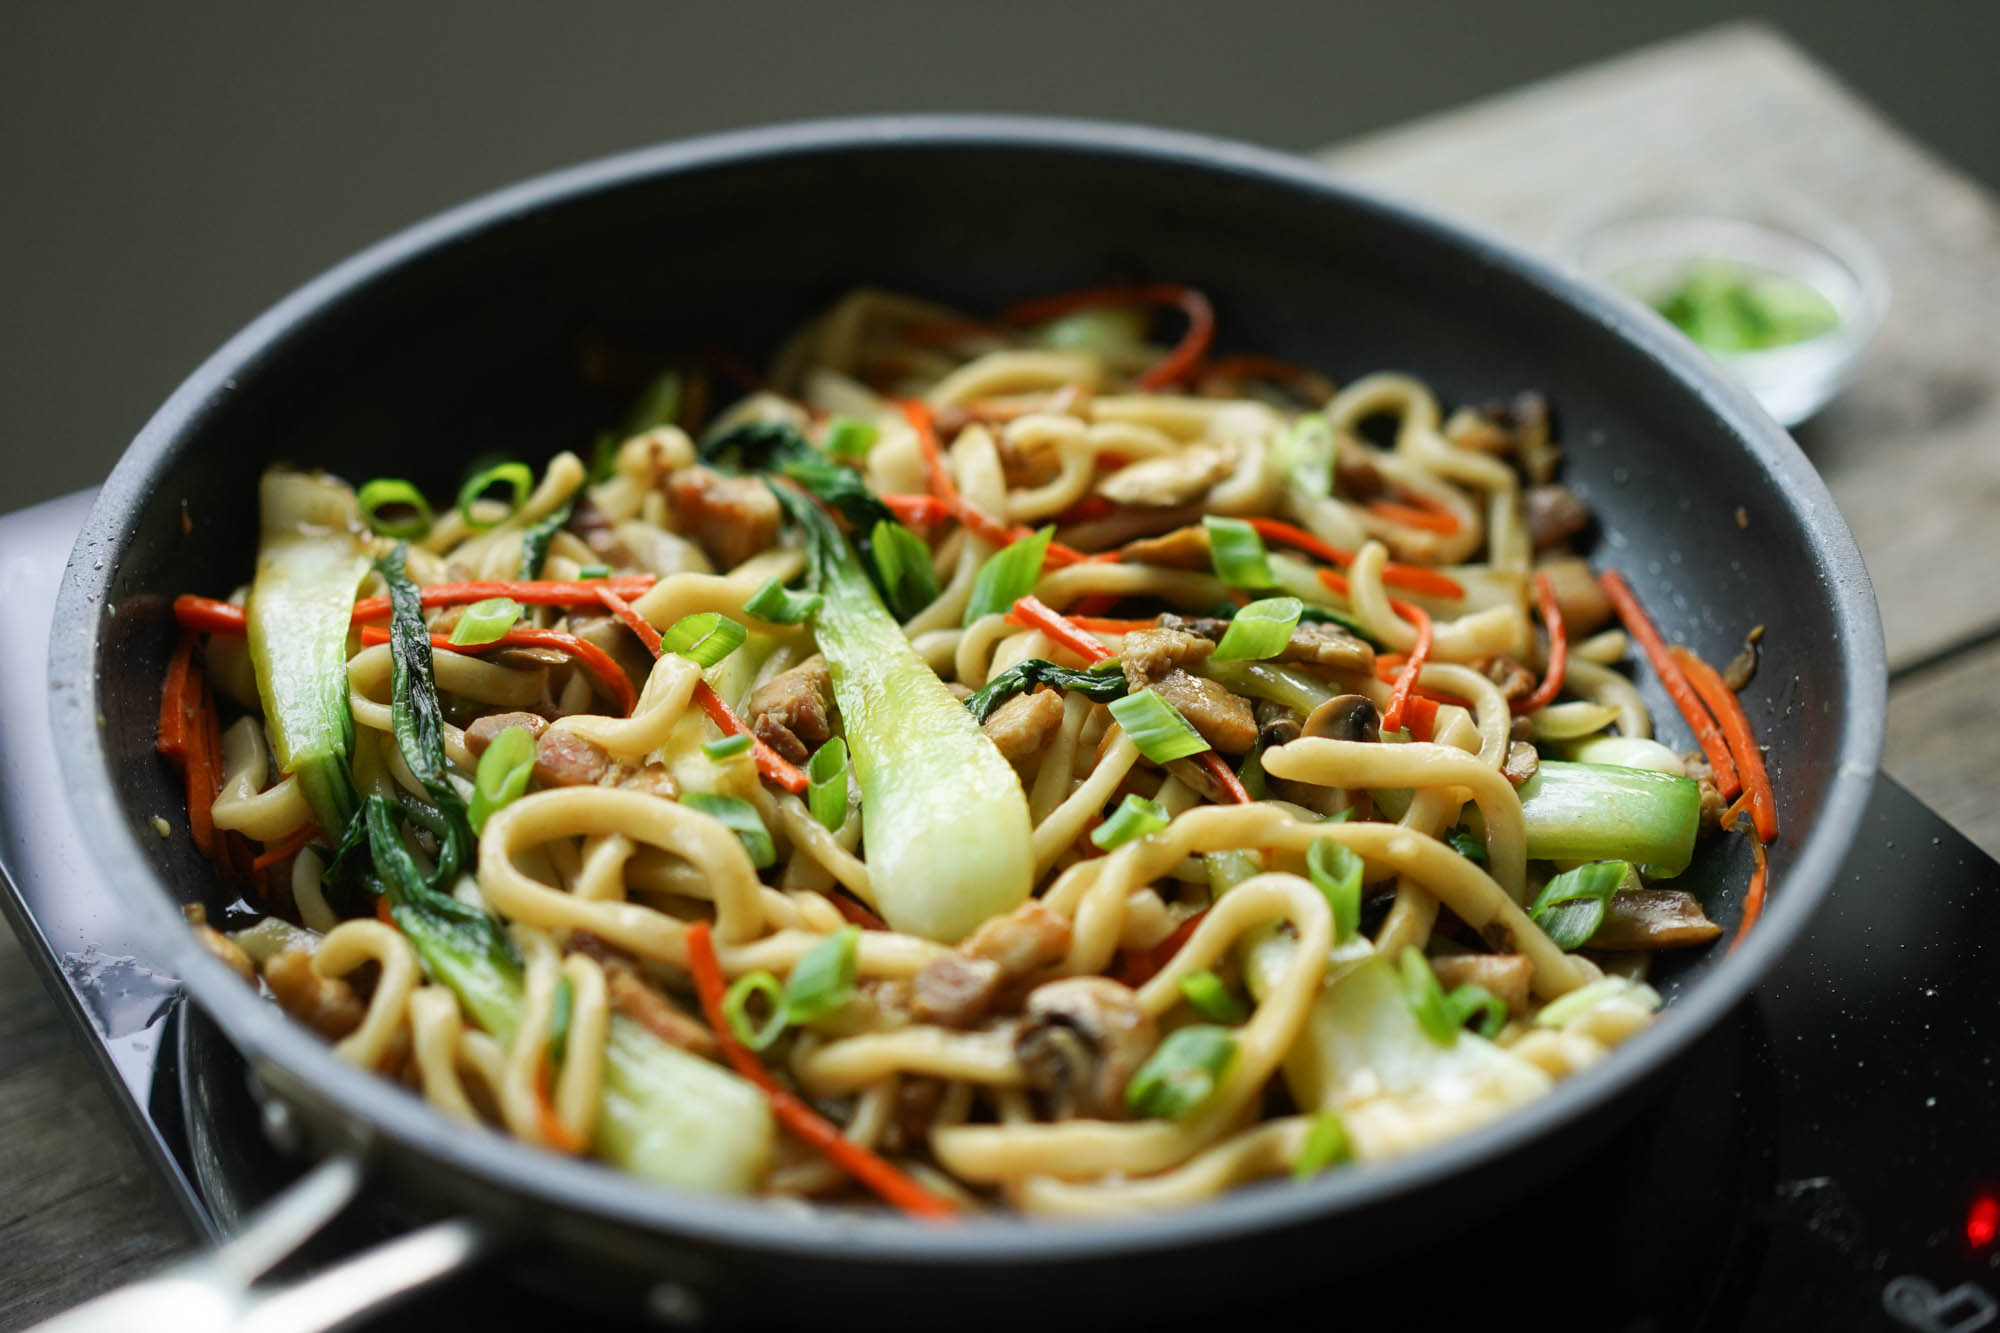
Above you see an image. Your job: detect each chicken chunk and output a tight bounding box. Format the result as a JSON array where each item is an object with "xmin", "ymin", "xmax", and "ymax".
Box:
[
  {"xmin": 911, "ymin": 901, "xmax": 1074, "ymax": 1028},
  {"xmin": 1120, "ymin": 627, "xmax": 1257, "ymax": 754},
  {"xmin": 1120, "ymin": 524, "xmax": 1212, "ymax": 569},
  {"xmin": 1097, "ymin": 444, "xmax": 1234, "ymax": 507},
  {"xmin": 745, "ymin": 655, "xmax": 837, "ymax": 766},
  {"xmin": 1430, "ymin": 953, "xmax": 1533, "ymax": 1018},
  {"xmin": 668, "ymin": 464, "xmax": 782, "ymax": 570},
  {"xmin": 982, "ymin": 688, "xmax": 1066, "ymax": 768},
  {"xmin": 534, "ymin": 729, "xmax": 612, "ymax": 787},
  {"xmin": 263, "ymin": 948, "xmax": 365, "ymax": 1041},
  {"xmin": 1273, "ymin": 620, "xmax": 1375, "ymax": 673}
]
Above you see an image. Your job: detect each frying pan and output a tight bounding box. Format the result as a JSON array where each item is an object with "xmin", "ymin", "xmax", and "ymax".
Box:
[{"xmin": 41, "ymin": 116, "xmax": 1883, "ymax": 1329}]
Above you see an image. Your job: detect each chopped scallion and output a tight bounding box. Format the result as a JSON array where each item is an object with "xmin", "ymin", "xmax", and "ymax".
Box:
[
  {"xmin": 806, "ymin": 737, "xmax": 849, "ymax": 832},
  {"xmin": 1306, "ymin": 837, "xmax": 1363, "ymax": 943},
  {"xmin": 455, "ymin": 460, "xmax": 534, "ymax": 529},
  {"xmin": 1178, "ymin": 970, "xmax": 1248, "ymax": 1024},
  {"xmin": 1527, "ymin": 860, "xmax": 1632, "ymax": 951},
  {"xmin": 1446, "ymin": 983, "xmax": 1508, "ymax": 1038},
  {"xmin": 1090, "ymin": 793, "xmax": 1170, "ymax": 850},
  {"xmin": 355, "ymin": 478, "xmax": 436, "ymax": 540},
  {"xmin": 447, "ymin": 596, "xmax": 522, "ymax": 647},
  {"xmin": 1236, "ymin": 743, "xmax": 1268, "ymax": 800},
  {"xmin": 1210, "ymin": 596, "xmax": 1303, "ymax": 663},
  {"xmin": 783, "ymin": 925, "xmax": 860, "ymax": 1026},
  {"xmin": 548, "ymin": 975, "xmax": 573, "ymax": 1068},
  {"xmin": 743, "ymin": 577, "xmax": 823, "ymax": 626},
  {"xmin": 962, "ymin": 526, "xmax": 1055, "ymax": 627},
  {"xmin": 1107, "ymin": 688, "xmax": 1211, "ymax": 764},
  {"xmin": 822, "ymin": 417, "xmax": 878, "ymax": 461},
  {"xmin": 661, "ymin": 612, "xmax": 747, "ymax": 668},
  {"xmin": 468, "ymin": 725, "xmax": 537, "ymax": 834},
  {"xmin": 1397, "ymin": 947, "xmax": 1459, "ymax": 1046},
  {"xmin": 721, "ymin": 970, "xmax": 787, "ymax": 1051},
  {"xmin": 577, "ymin": 563, "xmax": 612, "ymax": 580},
  {"xmin": 1206, "ymin": 848, "xmax": 1263, "ymax": 895},
  {"xmin": 1292, "ymin": 1109, "xmax": 1353, "ymax": 1179},
  {"xmin": 1204, "ymin": 515, "xmax": 1274, "ymax": 589},
  {"xmin": 681, "ymin": 793, "xmax": 775, "ymax": 869},
  {"xmin": 1276, "ymin": 414, "xmax": 1335, "ymax": 498},
  {"xmin": 702, "ymin": 734, "xmax": 754, "ymax": 761},
  {"xmin": 1126, "ymin": 1024, "xmax": 1237, "ymax": 1119}
]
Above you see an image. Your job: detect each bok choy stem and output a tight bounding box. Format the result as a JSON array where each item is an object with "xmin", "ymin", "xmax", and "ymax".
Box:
[{"xmin": 1518, "ymin": 760, "xmax": 1701, "ymax": 877}]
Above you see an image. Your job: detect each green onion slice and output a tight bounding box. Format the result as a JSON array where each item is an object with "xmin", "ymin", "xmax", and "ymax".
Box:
[
  {"xmin": 355, "ymin": 478, "xmax": 436, "ymax": 540},
  {"xmin": 722, "ymin": 970, "xmax": 788, "ymax": 1051},
  {"xmin": 661, "ymin": 612, "xmax": 748, "ymax": 668},
  {"xmin": 1276, "ymin": 414, "xmax": 1336, "ymax": 498},
  {"xmin": 548, "ymin": 975, "xmax": 573, "ymax": 1067},
  {"xmin": 1204, "ymin": 515, "xmax": 1274, "ymax": 589},
  {"xmin": 1236, "ymin": 743, "xmax": 1269, "ymax": 800},
  {"xmin": 1206, "ymin": 848, "xmax": 1262, "ymax": 896},
  {"xmin": 806, "ymin": 737, "xmax": 849, "ymax": 832},
  {"xmin": 1178, "ymin": 970, "xmax": 1248, "ymax": 1024},
  {"xmin": 1447, "ymin": 983, "xmax": 1509, "ymax": 1039},
  {"xmin": 743, "ymin": 577, "xmax": 823, "ymax": 626},
  {"xmin": 1447, "ymin": 827, "xmax": 1488, "ymax": 866},
  {"xmin": 783, "ymin": 925, "xmax": 860, "ymax": 1026},
  {"xmin": 1125, "ymin": 1024, "xmax": 1238, "ymax": 1119},
  {"xmin": 1107, "ymin": 688, "xmax": 1211, "ymax": 764},
  {"xmin": 455, "ymin": 460, "xmax": 534, "ymax": 529},
  {"xmin": 822, "ymin": 417, "xmax": 878, "ymax": 461},
  {"xmin": 867, "ymin": 519, "xmax": 941, "ymax": 620},
  {"xmin": 1033, "ymin": 306, "xmax": 1149, "ymax": 352},
  {"xmin": 1307, "ymin": 837, "xmax": 1364, "ymax": 943},
  {"xmin": 468, "ymin": 725, "xmax": 537, "ymax": 834},
  {"xmin": 577, "ymin": 563, "xmax": 612, "ymax": 580},
  {"xmin": 681, "ymin": 793, "xmax": 775, "ymax": 869},
  {"xmin": 1091, "ymin": 793, "xmax": 1170, "ymax": 851},
  {"xmin": 1527, "ymin": 860, "xmax": 1632, "ymax": 951},
  {"xmin": 1398, "ymin": 947, "xmax": 1459, "ymax": 1046},
  {"xmin": 702, "ymin": 733, "xmax": 754, "ymax": 761},
  {"xmin": 1292, "ymin": 1109, "xmax": 1353, "ymax": 1179},
  {"xmin": 1211, "ymin": 596, "xmax": 1304, "ymax": 663},
  {"xmin": 447, "ymin": 596, "xmax": 522, "ymax": 647},
  {"xmin": 962, "ymin": 526, "xmax": 1055, "ymax": 627}
]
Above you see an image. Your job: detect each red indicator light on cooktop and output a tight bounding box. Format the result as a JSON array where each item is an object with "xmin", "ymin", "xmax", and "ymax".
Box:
[{"xmin": 1969, "ymin": 1195, "xmax": 1999, "ymax": 1249}]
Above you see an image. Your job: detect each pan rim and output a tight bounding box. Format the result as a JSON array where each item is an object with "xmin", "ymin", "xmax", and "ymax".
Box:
[{"xmin": 48, "ymin": 112, "xmax": 1884, "ymax": 1264}]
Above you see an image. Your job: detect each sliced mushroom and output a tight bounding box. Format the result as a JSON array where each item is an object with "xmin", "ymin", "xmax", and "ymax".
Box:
[
  {"xmin": 1253, "ymin": 699, "xmax": 1303, "ymax": 748},
  {"xmin": 1302, "ymin": 694, "xmax": 1381, "ymax": 744},
  {"xmin": 1014, "ymin": 976, "xmax": 1158, "ymax": 1120},
  {"xmin": 1483, "ymin": 655, "xmax": 1537, "ymax": 702},
  {"xmin": 1522, "ymin": 485, "xmax": 1591, "ymax": 550},
  {"xmin": 1096, "ymin": 443, "xmax": 1235, "ymax": 508},
  {"xmin": 1590, "ymin": 889, "xmax": 1723, "ymax": 950},
  {"xmin": 465, "ymin": 710, "xmax": 549, "ymax": 756}
]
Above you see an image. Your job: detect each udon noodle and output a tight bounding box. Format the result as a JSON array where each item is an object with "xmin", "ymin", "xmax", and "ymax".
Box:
[{"xmin": 163, "ymin": 285, "xmax": 1773, "ymax": 1217}]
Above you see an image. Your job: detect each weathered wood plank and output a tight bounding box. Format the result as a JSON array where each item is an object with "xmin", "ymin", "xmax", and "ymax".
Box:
[{"xmin": 1321, "ymin": 21, "xmax": 2000, "ymax": 672}]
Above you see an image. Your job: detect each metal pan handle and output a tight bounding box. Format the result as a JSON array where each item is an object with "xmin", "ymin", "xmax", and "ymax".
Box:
[{"xmin": 26, "ymin": 1155, "xmax": 492, "ymax": 1333}]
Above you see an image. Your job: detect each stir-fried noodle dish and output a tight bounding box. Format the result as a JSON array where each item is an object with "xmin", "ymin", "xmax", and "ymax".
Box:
[{"xmin": 160, "ymin": 286, "xmax": 1778, "ymax": 1218}]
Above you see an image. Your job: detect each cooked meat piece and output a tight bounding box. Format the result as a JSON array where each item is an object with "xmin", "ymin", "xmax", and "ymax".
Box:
[
  {"xmin": 910, "ymin": 955, "xmax": 1005, "ymax": 1029},
  {"xmin": 192, "ymin": 923, "xmax": 254, "ymax": 984},
  {"xmin": 668, "ymin": 464, "xmax": 782, "ymax": 570},
  {"xmin": 1120, "ymin": 524, "xmax": 1212, "ymax": 569},
  {"xmin": 1522, "ymin": 485, "xmax": 1591, "ymax": 550},
  {"xmin": 1014, "ymin": 977, "xmax": 1157, "ymax": 1119},
  {"xmin": 1154, "ymin": 670, "xmax": 1257, "ymax": 755},
  {"xmin": 605, "ymin": 963, "xmax": 717, "ymax": 1057},
  {"xmin": 491, "ymin": 643, "xmax": 572, "ymax": 671},
  {"xmin": 611, "ymin": 763, "xmax": 678, "ymax": 800},
  {"xmin": 1685, "ymin": 753, "xmax": 1728, "ymax": 836},
  {"xmin": 1430, "ymin": 953, "xmax": 1533, "ymax": 1018},
  {"xmin": 263, "ymin": 948, "xmax": 365, "ymax": 1041},
  {"xmin": 1254, "ymin": 699, "xmax": 1303, "ymax": 748},
  {"xmin": 746, "ymin": 655, "xmax": 837, "ymax": 766},
  {"xmin": 569, "ymin": 613, "xmax": 657, "ymax": 694},
  {"xmin": 887, "ymin": 1077, "xmax": 948, "ymax": 1154},
  {"xmin": 1535, "ymin": 557, "xmax": 1614, "ymax": 635},
  {"xmin": 1120, "ymin": 627, "xmax": 1214, "ymax": 681},
  {"xmin": 1097, "ymin": 444, "xmax": 1234, "ymax": 507},
  {"xmin": 1502, "ymin": 740, "xmax": 1540, "ymax": 789},
  {"xmin": 982, "ymin": 688, "xmax": 1067, "ymax": 768},
  {"xmin": 1302, "ymin": 694, "xmax": 1381, "ymax": 744},
  {"xmin": 570, "ymin": 497, "xmax": 644, "ymax": 570},
  {"xmin": 1152, "ymin": 612, "xmax": 1231, "ymax": 641},
  {"xmin": 961, "ymin": 901, "xmax": 1072, "ymax": 980},
  {"xmin": 1334, "ymin": 448, "xmax": 1387, "ymax": 502},
  {"xmin": 1477, "ymin": 391, "xmax": 1558, "ymax": 483},
  {"xmin": 464, "ymin": 710, "xmax": 549, "ymax": 756},
  {"xmin": 1484, "ymin": 655, "xmax": 1537, "ymax": 702},
  {"xmin": 535, "ymin": 729, "xmax": 612, "ymax": 787},
  {"xmin": 1510, "ymin": 714, "xmax": 1536, "ymax": 743},
  {"xmin": 1591, "ymin": 889, "xmax": 1723, "ymax": 950},
  {"xmin": 1273, "ymin": 620, "xmax": 1375, "ymax": 673}
]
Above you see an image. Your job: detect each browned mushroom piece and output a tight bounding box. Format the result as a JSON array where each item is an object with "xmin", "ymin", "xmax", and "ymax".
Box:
[
  {"xmin": 1253, "ymin": 699, "xmax": 1304, "ymax": 748},
  {"xmin": 1483, "ymin": 655, "xmax": 1537, "ymax": 702},
  {"xmin": 981, "ymin": 688, "xmax": 1067, "ymax": 768},
  {"xmin": 1522, "ymin": 484, "xmax": 1592, "ymax": 550},
  {"xmin": 463, "ymin": 710, "xmax": 549, "ymax": 757},
  {"xmin": 1301, "ymin": 694, "xmax": 1382, "ymax": 744},
  {"xmin": 1502, "ymin": 740, "xmax": 1540, "ymax": 789},
  {"xmin": 569, "ymin": 613, "xmax": 660, "ymax": 691},
  {"xmin": 263, "ymin": 948, "xmax": 365, "ymax": 1041},
  {"xmin": 1152, "ymin": 612, "xmax": 1232, "ymax": 642},
  {"xmin": 1429, "ymin": 953, "xmax": 1533, "ymax": 1018},
  {"xmin": 745, "ymin": 655, "xmax": 838, "ymax": 766},
  {"xmin": 1096, "ymin": 444, "xmax": 1234, "ymax": 508},
  {"xmin": 1590, "ymin": 889, "xmax": 1723, "ymax": 950},
  {"xmin": 1014, "ymin": 976, "xmax": 1158, "ymax": 1120},
  {"xmin": 668, "ymin": 464, "xmax": 783, "ymax": 570},
  {"xmin": 910, "ymin": 956, "xmax": 1005, "ymax": 1029}
]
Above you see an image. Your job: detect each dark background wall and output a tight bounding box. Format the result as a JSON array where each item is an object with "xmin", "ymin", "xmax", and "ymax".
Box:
[{"xmin": 5, "ymin": 1, "xmax": 1995, "ymax": 509}]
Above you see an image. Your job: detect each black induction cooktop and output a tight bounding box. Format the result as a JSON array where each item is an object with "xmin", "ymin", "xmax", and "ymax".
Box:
[{"xmin": 3, "ymin": 491, "xmax": 1995, "ymax": 1333}]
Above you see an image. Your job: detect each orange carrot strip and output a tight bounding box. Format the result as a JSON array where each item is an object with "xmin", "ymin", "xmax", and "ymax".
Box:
[
  {"xmin": 357, "ymin": 625, "xmax": 638, "ymax": 717},
  {"xmin": 1596, "ymin": 571, "xmax": 1740, "ymax": 801},
  {"xmin": 1066, "ymin": 616, "xmax": 1156, "ymax": 634},
  {"xmin": 998, "ymin": 284, "xmax": 1216, "ymax": 391},
  {"xmin": 1367, "ymin": 498, "xmax": 1462, "ymax": 535},
  {"xmin": 347, "ymin": 576, "xmax": 657, "ymax": 623},
  {"xmin": 881, "ymin": 494, "xmax": 955, "ymax": 527},
  {"xmin": 182, "ymin": 656, "xmax": 217, "ymax": 857},
  {"xmin": 534, "ymin": 1057, "xmax": 588, "ymax": 1154},
  {"xmin": 1244, "ymin": 517, "xmax": 1465, "ymax": 600},
  {"xmin": 157, "ymin": 633, "xmax": 196, "ymax": 760},
  {"xmin": 684, "ymin": 922, "xmax": 959, "ymax": 1218},
  {"xmin": 252, "ymin": 822, "xmax": 320, "ymax": 871},
  {"xmin": 1730, "ymin": 834, "xmax": 1768, "ymax": 953},
  {"xmin": 1116, "ymin": 908, "xmax": 1208, "ymax": 987},
  {"xmin": 593, "ymin": 584, "xmax": 663, "ymax": 656},
  {"xmin": 825, "ymin": 892, "xmax": 890, "ymax": 932},
  {"xmin": 1066, "ymin": 594, "xmax": 1123, "ymax": 617},
  {"xmin": 1054, "ymin": 494, "xmax": 1119, "ymax": 525},
  {"xmin": 1672, "ymin": 645, "xmax": 1778, "ymax": 844},
  {"xmin": 899, "ymin": 400, "xmax": 1089, "ymax": 567},
  {"xmin": 172, "ymin": 595, "xmax": 248, "ymax": 636},
  {"xmin": 1512, "ymin": 571, "xmax": 1568, "ymax": 716},
  {"xmin": 1722, "ymin": 790, "xmax": 1752, "ymax": 829},
  {"xmin": 376, "ymin": 894, "xmax": 396, "ymax": 926},
  {"xmin": 1381, "ymin": 599, "xmax": 1433, "ymax": 735},
  {"xmin": 1401, "ymin": 694, "xmax": 1439, "ymax": 743}
]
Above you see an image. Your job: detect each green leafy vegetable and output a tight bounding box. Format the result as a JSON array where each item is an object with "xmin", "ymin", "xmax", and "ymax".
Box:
[
  {"xmin": 1292, "ymin": 1109, "xmax": 1352, "ymax": 1179},
  {"xmin": 355, "ymin": 478, "xmax": 435, "ymax": 539},
  {"xmin": 1527, "ymin": 860, "xmax": 1633, "ymax": 951},
  {"xmin": 1397, "ymin": 947, "xmax": 1458, "ymax": 1046},
  {"xmin": 960, "ymin": 657, "xmax": 1128, "ymax": 725},
  {"xmin": 743, "ymin": 577, "xmax": 823, "ymax": 625},
  {"xmin": 1447, "ymin": 827, "xmax": 1488, "ymax": 866},
  {"xmin": 1125, "ymin": 1025, "xmax": 1238, "ymax": 1119},
  {"xmin": 1519, "ymin": 761, "xmax": 1700, "ymax": 877},
  {"xmin": 681, "ymin": 793, "xmax": 776, "ymax": 869},
  {"xmin": 962, "ymin": 526, "xmax": 1055, "ymax": 627},
  {"xmin": 1091, "ymin": 793, "xmax": 1170, "ymax": 850},
  {"xmin": 549, "ymin": 975, "xmax": 574, "ymax": 1067},
  {"xmin": 1107, "ymin": 688, "xmax": 1211, "ymax": 764},
  {"xmin": 373, "ymin": 546, "xmax": 476, "ymax": 882},
  {"xmin": 782, "ymin": 925, "xmax": 860, "ymax": 1025},
  {"xmin": 822, "ymin": 417, "xmax": 878, "ymax": 461},
  {"xmin": 867, "ymin": 518, "xmax": 942, "ymax": 620},
  {"xmin": 1211, "ymin": 596, "xmax": 1303, "ymax": 663}
]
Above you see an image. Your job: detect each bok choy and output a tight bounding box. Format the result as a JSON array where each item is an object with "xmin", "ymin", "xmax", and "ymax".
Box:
[{"xmin": 1519, "ymin": 760, "xmax": 1701, "ymax": 877}]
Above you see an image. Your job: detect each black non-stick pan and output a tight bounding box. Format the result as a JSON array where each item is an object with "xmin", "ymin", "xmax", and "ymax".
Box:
[{"xmin": 42, "ymin": 117, "xmax": 1883, "ymax": 1330}]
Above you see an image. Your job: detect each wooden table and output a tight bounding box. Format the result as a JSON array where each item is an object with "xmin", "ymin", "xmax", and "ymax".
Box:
[{"xmin": 4, "ymin": 22, "xmax": 1996, "ymax": 1328}]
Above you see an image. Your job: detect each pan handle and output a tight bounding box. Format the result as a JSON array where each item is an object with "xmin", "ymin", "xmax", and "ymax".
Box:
[{"xmin": 26, "ymin": 1155, "xmax": 493, "ymax": 1333}]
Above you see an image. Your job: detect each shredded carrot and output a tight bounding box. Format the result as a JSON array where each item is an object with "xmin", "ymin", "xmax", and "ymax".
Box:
[
  {"xmin": 1401, "ymin": 694, "xmax": 1439, "ymax": 743},
  {"xmin": 1065, "ymin": 593, "xmax": 1123, "ymax": 617},
  {"xmin": 824, "ymin": 892, "xmax": 889, "ymax": 932},
  {"xmin": 1722, "ymin": 790, "xmax": 1752, "ymax": 829},
  {"xmin": 1008, "ymin": 596, "xmax": 1248, "ymax": 803},
  {"xmin": 1596, "ymin": 571, "xmax": 1740, "ymax": 801},
  {"xmin": 1381, "ymin": 599, "xmax": 1433, "ymax": 735},
  {"xmin": 998, "ymin": 284, "xmax": 1215, "ymax": 391},
  {"xmin": 534, "ymin": 1056, "xmax": 588, "ymax": 1154},
  {"xmin": 182, "ymin": 655, "xmax": 218, "ymax": 857},
  {"xmin": 1672, "ymin": 645, "xmax": 1778, "ymax": 844},
  {"xmin": 591, "ymin": 585, "xmax": 809, "ymax": 795},
  {"xmin": 253, "ymin": 822, "xmax": 320, "ymax": 871},
  {"xmin": 898, "ymin": 399, "xmax": 1088, "ymax": 567},
  {"xmin": 684, "ymin": 922, "xmax": 958, "ymax": 1218},
  {"xmin": 176, "ymin": 578, "xmax": 658, "ymax": 638},
  {"xmin": 1054, "ymin": 494, "xmax": 1119, "ymax": 525},
  {"xmin": 171, "ymin": 595, "xmax": 249, "ymax": 637},
  {"xmin": 1367, "ymin": 497, "xmax": 1462, "ymax": 535},
  {"xmin": 1512, "ymin": 571, "xmax": 1568, "ymax": 716},
  {"xmin": 357, "ymin": 624, "xmax": 639, "ymax": 717},
  {"xmin": 1369, "ymin": 656, "xmax": 1460, "ymax": 707},
  {"xmin": 376, "ymin": 894, "xmax": 396, "ymax": 926},
  {"xmin": 1730, "ymin": 833, "xmax": 1768, "ymax": 952},
  {"xmin": 881, "ymin": 494, "xmax": 955, "ymax": 527},
  {"xmin": 1244, "ymin": 517, "xmax": 1465, "ymax": 600},
  {"xmin": 157, "ymin": 633, "xmax": 196, "ymax": 760},
  {"xmin": 1065, "ymin": 616, "xmax": 1155, "ymax": 634},
  {"xmin": 1117, "ymin": 908, "xmax": 1208, "ymax": 987}
]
